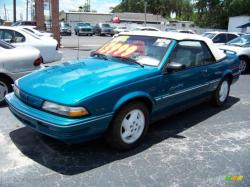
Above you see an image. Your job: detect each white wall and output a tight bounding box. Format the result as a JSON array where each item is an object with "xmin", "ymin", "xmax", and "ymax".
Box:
[{"xmin": 228, "ymin": 16, "xmax": 250, "ymax": 32}]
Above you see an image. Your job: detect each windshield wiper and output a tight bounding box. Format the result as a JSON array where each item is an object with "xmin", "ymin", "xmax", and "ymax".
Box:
[
  {"xmin": 112, "ymin": 56, "xmax": 144, "ymax": 68},
  {"xmin": 90, "ymin": 52, "xmax": 108, "ymax": 60}
]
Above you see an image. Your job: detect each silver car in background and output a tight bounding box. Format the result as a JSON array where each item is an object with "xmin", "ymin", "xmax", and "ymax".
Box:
[
  {"xmin": 219, "ymin": 34, "xmax": 250, "ymax": 74},
  {"xmin": 0, "ymin": 40, "xmax": 42, "ymax": 104}
]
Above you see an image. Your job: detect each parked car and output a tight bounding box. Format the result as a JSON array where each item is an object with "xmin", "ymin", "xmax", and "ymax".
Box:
[
  {"xmin": 5, "ymin": 32, "xmax": 240, "ymax": 150},
  {"xmin": 74, "ymin": 22, "xmax": 93, "ymax": 36},
  {"xmin": 202, "ymin": 32, "xmax": 239, "ymax": 45},
  {"xmin": 165, "ymin": 28, "xmax": 177, "ymax": 32},
  {"xmin": 114, "ymin": 26, "xmax": 129, "ymax": 34},
  {"xmin": 0, "ymin": 26, "xmax": 62, "ymax": 63},
  {"xmin": 167, "ymin": 29, "xmax": 195, "ymax": 34},
  {"xmin": 93, "ymin": 23, "xmax": 114, "ymax": 36},
  {"xmin": 219, "ymin": 34, "xmax": 250, "ymax": 74},
  {"xmin": 12, "ymin": 21, "xmax": 36, "ymax": 27},
  {"xmin": 133, "ymin": 27, "xmax": 161, "ymax": 31},
  {"xmin": 0, "ymin": 40, "xmax": 42, "ymax": 104},
  {"xmin": 60, "ymin": 22, "xmax": 72, "ymax": 36},
  {"xmin": 16, "ymin": 26, "xmax": 53, "ymax": 38}
]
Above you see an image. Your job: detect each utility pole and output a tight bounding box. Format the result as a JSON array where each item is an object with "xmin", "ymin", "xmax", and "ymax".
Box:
[
  {"xmin": 26, "ymin": 0, "xmax": 29, "ymax": 21},
  {"xmin": 13, "ymin": 0, "xmax": 17, "ymax": 22},
  {"xmin": 144, "ymin": 1, "xmax": 147, "ymax": 26},
  {"xmin": 4, "ymin": 4, "xmax": 7, "ymax": 20}
]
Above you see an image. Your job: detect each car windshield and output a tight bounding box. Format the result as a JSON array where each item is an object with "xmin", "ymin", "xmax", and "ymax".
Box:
[
  {"xmin": 12, "ymin": 22, "xmax": 20, "ymax": 26},
  {"xmin": 21, "ymin": 29, "xmax": 41, "ymax": 39},
  {"xmin": 202, "ymin": 33, "xmax": 216, "ymax": 39},
  {"xmin": 226, "ymin": 35, "xmax": 250, "ymax": 47},
  {"xmin": 94, "ymin": 35, "xmax": 172, "ymax": 67},
  {"xmin": 0, "ymin": 40, "xmax": 15, "ymax": 49},
  {"xmin": 102, "ymin": 24, "xmax": 111, "ymax": 28},
  {"xmin": 78, "ymin": 23, "xmax": 90, "ymax": 26}
]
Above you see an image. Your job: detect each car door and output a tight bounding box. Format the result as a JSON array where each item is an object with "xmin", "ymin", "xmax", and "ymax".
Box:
[{"xmin": 158, "ymin": 40, "xmax": 212, "ymax": 110}]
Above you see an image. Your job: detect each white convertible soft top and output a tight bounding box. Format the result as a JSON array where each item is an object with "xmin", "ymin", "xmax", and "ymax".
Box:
[{"xmin": 120, "ymin": 31, "xmax": 227, "ymax": 61}]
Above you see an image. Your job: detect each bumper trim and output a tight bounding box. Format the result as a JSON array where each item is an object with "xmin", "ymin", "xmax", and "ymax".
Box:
[{"xmin": 6, "ymin": 97, "xmax": 113, "ymax": 128}]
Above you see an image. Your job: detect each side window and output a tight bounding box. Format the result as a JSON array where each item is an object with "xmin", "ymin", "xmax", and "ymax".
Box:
[
  {"xmin": 227, "ymin": 34, "xmax": 237, "ymax": 42},
  {"xmin": 2, "ymin": 30, "xmax": 14, "ymax": 43},
  {"xmin": 14, "ymin": 31, "xmax": 25, "ymax": 43},
  {"xmin": 0, "ymin": 30, "xmax": 3, "ymax": 39},
  {"xmin": 213, "ymin": 34, "xmax": 227, "ymax": 43},
  {"xmin": 169, "ymin": 40, "xmax": 215, "ymax": 68},
  {"xmin": 200, "ymin": 42, "xmax": 216, "ymax": 65}
]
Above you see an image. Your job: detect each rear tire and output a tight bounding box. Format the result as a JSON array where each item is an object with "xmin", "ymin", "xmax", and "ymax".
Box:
[
  {"xmin": 106, "ymin": 102, "xmax": 149, "ymax": 150},
  {"xmin": 212, "ymin": 77, "xmax": 230, "ymax": 107},
  {"xmin": 0, "ymin": 76, "xmax": 13, "ymax": 105}
]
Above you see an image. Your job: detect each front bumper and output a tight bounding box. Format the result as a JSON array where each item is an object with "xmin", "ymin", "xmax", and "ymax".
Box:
[
  {"xmin": 60, "ymin": 31, "xmax": 71, "ymax": 35},
  {"xmin": 101, "ymin": 30, "xmax": 114, "ymax": 35},
  {"xmin": 78, "ymin": 31, "xmax": 93, "ymax": 34},
  {"xmin": 5, "ymin": 93, "xmax": 113, "ymax": 143}
]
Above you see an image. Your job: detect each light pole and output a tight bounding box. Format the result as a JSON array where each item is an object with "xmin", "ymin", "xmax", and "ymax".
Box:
[
  {"xmin": 26, "ymin": 0, "xmax": 29, "ymax": 21},
  {"xmin": 144, "ymin": 1, "xmax": 147, "ymax": 26},
  {"xmin": 13, "ymin": 0, "xmax": 16, "ymax": 22}
]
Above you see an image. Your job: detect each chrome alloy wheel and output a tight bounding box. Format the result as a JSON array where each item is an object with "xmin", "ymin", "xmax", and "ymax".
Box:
[
  {"xmin": 240, "ymin": 59, "xmax": 247, "ymax": 73},
  {"xmin": 120, "ymin": 109, "xmax": 145, "ymax": 144},
  {"xmin": 0, "ymin": 81, "xmax": 8, "ymax": 103},
  {"xmin": 219, "ymin": 80, "xmax": 229, "ymax": 102}
]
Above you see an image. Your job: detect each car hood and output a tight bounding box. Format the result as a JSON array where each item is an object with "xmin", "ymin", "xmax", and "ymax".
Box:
[
  {"xmin": 219, "ymin": 44, "xmax": 244, "ymax": 54},
  {"xmin": 16, "ymin": 58, "xmax": 158, "ymax": 105}
]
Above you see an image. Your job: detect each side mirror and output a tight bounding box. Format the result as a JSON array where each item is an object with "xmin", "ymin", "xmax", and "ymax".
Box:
[{"xmin": 165, "ymin": 62, "xmax": 186, "ymax": 72}]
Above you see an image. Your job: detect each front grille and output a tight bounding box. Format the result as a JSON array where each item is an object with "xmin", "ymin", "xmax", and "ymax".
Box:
[
  {"xmin": 16, "ymin": 90, "xmax": 44, "ymax": 108},
  {"xmin": 81, "ymin": 28, "xmax": 91, "ymax": 32}
]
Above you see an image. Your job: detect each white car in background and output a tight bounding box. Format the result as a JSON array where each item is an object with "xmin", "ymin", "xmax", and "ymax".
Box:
[
  {"xmin": 219, "ymin": 34, "xmax": 250, "ymax": 74},
  {"xmin": 166, "ymin": 29, "xmax": 196, "ymax": 34},
  {"xmin": 114, "ymin": 26, "xmax": 129, "ymax": 34},
  {"xmin": 113, "ymin": 27, "xmax": 161, "ymax": 38},
  {"xmin": 16, "ymin": 26, "xmax": 53, "ymax": 38},
  {"xmin": 0, "ymin": 26, "xmax": 62, "ymax": 63},
  {"xmin": 133, "ymin": 27, "xmax": 161, "ymax": 31},
  {"xmin": 0, "ymin": 40, "xmax": 42, "ymax": 104},
  {"xmin": 202, "ymin": 31, "xmax": 239, "ymax": 45}
]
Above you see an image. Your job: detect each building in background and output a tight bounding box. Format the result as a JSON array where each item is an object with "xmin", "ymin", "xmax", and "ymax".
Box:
[
  {"xmin": 63, "ymin": 12, "xmax": 166, "ymax": 28},
  {"xmin": 228, "ymin": 16, "xmax": 250, "ymax": 33}
]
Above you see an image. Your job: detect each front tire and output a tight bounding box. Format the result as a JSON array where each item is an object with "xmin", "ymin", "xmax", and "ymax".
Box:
[
  {"xmin": 239, "ymin": 56, "xmax": 248, "ymax": 74},
  {"xmin": 212, "ymin": 78, "xmax": 230, "ymax": 107},
  {"xmin": 0, "ymin": 76, "xmax": 13, "ymax": 105},
  {"xmin": 106, "ymin": 102, "xmax": 149, "ymax": 150}
]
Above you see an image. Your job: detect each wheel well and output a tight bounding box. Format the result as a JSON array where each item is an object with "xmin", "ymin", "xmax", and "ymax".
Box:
[
  {"xmin": 239, "ymin": 55, "xmax": 250, "ymax": 63},
  {"xmin": 115, "ymin": 97, "xmax": 153, "ymax": 114},
  {"xmin": 224, "ymin": 74, "xmax": 233, "ymax": 85},
  {"xmin": 0, "ymin": 73, "xmax": 14, "ymax": 85}
]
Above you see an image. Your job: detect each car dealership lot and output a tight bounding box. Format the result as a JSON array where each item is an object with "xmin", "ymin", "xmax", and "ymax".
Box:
[{"xmin": 0, "ymin": 35, "xmax": 250, "ymax": 187}]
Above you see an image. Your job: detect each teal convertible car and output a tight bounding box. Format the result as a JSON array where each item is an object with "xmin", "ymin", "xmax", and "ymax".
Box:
[{"xmin": 6, "ymin": 32, "xmax": 240, "ymax": 150}]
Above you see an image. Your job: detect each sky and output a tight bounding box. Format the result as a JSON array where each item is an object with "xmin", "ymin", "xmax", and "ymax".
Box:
[{"xmin": 0, "ymin": 0, "xmax": 121, "ymax": 21}]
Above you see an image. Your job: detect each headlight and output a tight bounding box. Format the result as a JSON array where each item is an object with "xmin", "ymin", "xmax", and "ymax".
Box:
[{"xmin": 42, "ymin": 101, "xmax": 89, "ymax": 117}]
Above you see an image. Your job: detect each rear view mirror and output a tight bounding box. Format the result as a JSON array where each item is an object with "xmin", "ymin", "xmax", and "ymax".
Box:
[{"xmin": 166, "ymin": 62, "xmax": 186, "ymax": 72}]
